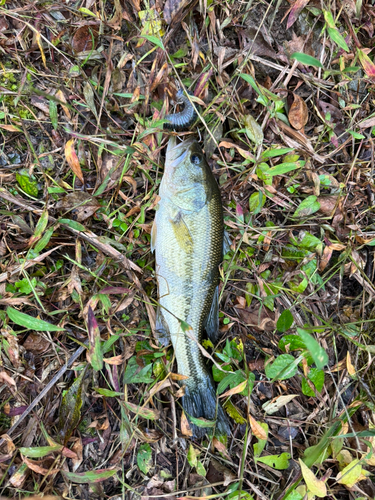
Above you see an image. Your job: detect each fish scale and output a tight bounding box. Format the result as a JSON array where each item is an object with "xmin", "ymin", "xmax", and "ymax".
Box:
[{"xmin": 152, "ymin": 136, "xmax": 230, "ymax": 437}]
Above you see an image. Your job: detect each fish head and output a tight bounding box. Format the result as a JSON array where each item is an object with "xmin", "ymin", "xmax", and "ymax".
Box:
[{"xmin": 162, "ymin": 137, "xmax": 214, "ymax": 211}]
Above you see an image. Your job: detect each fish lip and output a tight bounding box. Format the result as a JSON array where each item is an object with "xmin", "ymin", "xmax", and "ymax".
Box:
[{"xmin": 166, "ymin": 137, "xmax": 195, "ymax": 164}]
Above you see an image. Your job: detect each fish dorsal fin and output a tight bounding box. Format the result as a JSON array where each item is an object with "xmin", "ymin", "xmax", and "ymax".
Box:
[{"xmin": 171, "ymin": 212, "xmax": 193, "ymax": 252}]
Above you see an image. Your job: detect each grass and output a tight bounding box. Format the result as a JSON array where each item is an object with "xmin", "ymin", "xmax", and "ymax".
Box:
[{"xmin": 0, "ymin": 0, "xmax": 375, "ymax": 498}]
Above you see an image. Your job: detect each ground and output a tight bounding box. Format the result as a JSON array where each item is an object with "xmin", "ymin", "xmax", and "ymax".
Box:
[{"xmin": 0, "ymin": 0, "xmax": 375, "ymax": 499}]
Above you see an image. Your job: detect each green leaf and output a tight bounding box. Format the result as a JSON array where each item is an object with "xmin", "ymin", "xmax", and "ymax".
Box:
[
  {"xmin": 308, "ymin": 368, "xmax": 324, "ymax": 392},
  {"xmin": 242, "ymin": 114, "xmax": 263, "ymax": 146},
  {"xmin": 227, "ymin": 491, "xmax": 254, "ymax": 500},
  {"xmin": 58, "ymin": 367, "xmax": 87, "ymax": 442},
  {"xmin": 34, "ymin": 226, "xmax": 54, "ymax": 253},
  {"xmin": 297, "ymin": 328, "xmax": 328, "ymax": 369},
  {"xmin": 140, "ymin": 34, "xmax": 164, "ymax": 50},
  {"xmin": 59, "ymin": 218, "xmax": 86, "ymax": 231},
  {"xmin": 277, "ymin": 309, "xmax": 294, "ymax": 333},
  {"xmin": 301, "ymin": 377, "xmax": 315, "ymax": 397},
  {"xmin": 278, "ymin": 335, "xmax": 306, "ymax": 352},
  {"xmin": 62, "ymin": 468, "xmax": 117, "ymax": 484},
  {"xmin": 284, "ymin": 492, "xmax": 303, "ymax": 500},
  {"xmin": 323, "ymin": 10, "xmax": 335, "ymax": 28},
  {"xmin": 19, "ymin": 445, "xmax": 62, "ymax": 458},
  {"xmin": 346, "ymin": 130, "xmax": 365, "ymax": 139},
  {"xmin": 292, "ymin": 195, "xmax": 321, "ymax": 218},
  {"xmin": 187, "ymin": 415, "xmax": 216, "ymax": 428},
  {"xmin": 262, "ymin": 147, "xmax": 294, "ymax": 158},
  {"xmin": 256, "ymin": 452, "xmax": 291, "ymax": 470},
  {"xmin": 137, "ymin": 443, "xmax": 152, "ymax": 474},
  {"xmin": 87, "ymin": 306, "xmax": 103, "ymax": 371},
  {"xmin": 49, "ymin": 100, "xmax": 58, "ymax": 130},
  {"xmin": 196, "ymin": 460, "xmax": 206, "ymax": 476},
  {"xmin": 15, "ymin": 277, "xmax": 37, "ymax": 295},
  {"xmin": 290, "ymin": 52, "xmax": 323, "ymax": 68},
  {"xmin": 217, "ymin": 370, "xmax": 246, "ymax": 395},
  {"xmin": 7, "ymin": 307, "xmax": 64, "ymax": 331},
  {"xmin": 327, "ymin": 27, "xmax": 349, "ymax": 52},
  {"xmin": 16, "ymin": 169, "xmax": 39, "ymax": 197},
  {"xmin": 94, "ymin": 387, "xmax": 123, "ymax": 397},
  {"xmin": 78, "ymin": 7, "xmax": 97, "ymax": 16},
  {"xmin": 249, "ymin": 191, "xmax": 266, "ymax": 214},
  {"xmin": 265, "ymin": 354, "xmax": 298, "ymax": 380},
  {"xmin": 253, "ymin": 422, "xmax": 269, "ymax": 457},
  {"xmin": 266, "ymin": 161, "xmax": 302, "ymax": 176},
  {"xmin": 239, "ymin": 73, "xmax": 262, "ymax": 96},
  {"xmin": 123, "ymin": 357, "xmax": 153, "ymax": 384},
  {"xmin": 212, "ymin": 363, "xmax": 232, "ymax": 382},
  {"xmin": 187, "ymin": 443, "xmax": 199, "ymax": 468}
]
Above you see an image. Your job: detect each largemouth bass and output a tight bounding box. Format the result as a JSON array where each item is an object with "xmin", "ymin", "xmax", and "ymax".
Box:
[{"xmin": 152, "ymin": 136, "xmax": 230, "ymax": 437}]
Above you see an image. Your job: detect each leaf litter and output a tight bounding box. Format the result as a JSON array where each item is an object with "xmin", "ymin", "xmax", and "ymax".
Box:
[{"xmin": 0, "ymin": 0, "xmax": 375, "ymax": 499}]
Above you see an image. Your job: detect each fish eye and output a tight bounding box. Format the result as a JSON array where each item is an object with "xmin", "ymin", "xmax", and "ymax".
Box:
[{"xmin": 190, "ymin": 153, "xmax": 202, "ymax": 165}]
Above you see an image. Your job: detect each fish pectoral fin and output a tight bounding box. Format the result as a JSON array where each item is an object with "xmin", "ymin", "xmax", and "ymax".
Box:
[
  {"xmin": 155, "ymin": 306, "xmax": 171, "ymax": 346},
  {"xmin": 151, "ymin": 220, "xmax": 157, "ymax": 252},
  {"xmin": 171, "ymin": 214, "xmax": 193, "ymax": 251},
  {"xmin": 204, "ymin": 285, "xmax": 220, "ymax": 342}
]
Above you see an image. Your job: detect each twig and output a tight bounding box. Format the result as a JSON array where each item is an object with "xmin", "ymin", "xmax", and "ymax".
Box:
[{"xmin": 0, "ymin": 343, "xmax": 87, "ymax": 448}]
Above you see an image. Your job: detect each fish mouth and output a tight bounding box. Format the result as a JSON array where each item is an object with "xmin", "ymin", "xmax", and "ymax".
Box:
[{"xmin": 166, "ymin": 136, "xmax": 195, "ymax": 164}]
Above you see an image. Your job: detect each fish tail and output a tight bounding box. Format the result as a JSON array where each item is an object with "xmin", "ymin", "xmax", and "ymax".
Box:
[{"xmin": 182, "ymin": 372, "xmax": 230, "ymax": 438}]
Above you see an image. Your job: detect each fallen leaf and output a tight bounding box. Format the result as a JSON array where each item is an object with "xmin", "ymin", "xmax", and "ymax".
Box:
[
  {"xmin": 65, "ymin": 139, "xmax": 84, "ymax": 184},
  {"xmin": 288, "ymin": 93, "xmax": 308, "ymax": 130},
  {"xmin": 262, "ymin": 394, "xmax": 298, "ymax": 415},
  {"xmin": 71, "ymin": 25, "xmax": 98, "ymax": 54},
  {"xmin": 287, "ymin": 0, "xmax": 311, "ymax": 29},
  {"xmin": 249, "ymin": 415, "xmax": 268, "ymax": 440},
  {"xmin": 336, "ymin": 459, "xmax": 367, "ymax": 487},
  {"xmin": 299, "ymin": 458, "xmax": 327, "ymax": 497}
]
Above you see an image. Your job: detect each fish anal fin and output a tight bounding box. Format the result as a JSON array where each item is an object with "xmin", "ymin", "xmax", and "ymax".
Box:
[
  {"xmin": 155, "ymin": 306, "xmax": 171, "ymax": 346},
  {"xmin": 204, "ymin": 286, "xmax": 219, "ymax": 343},
  {"xmin": 171, "ymin": 213, "xmax": 193, "ymax": 252}
]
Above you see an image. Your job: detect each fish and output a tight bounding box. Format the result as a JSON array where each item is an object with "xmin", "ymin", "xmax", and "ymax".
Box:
[
  {"xmin": 151, "ymin": 136, "xmax": 230, "ymax": 438},
  {"xmin": 163, "ymin": 89, "xmax": 197, "ymax": 131}
]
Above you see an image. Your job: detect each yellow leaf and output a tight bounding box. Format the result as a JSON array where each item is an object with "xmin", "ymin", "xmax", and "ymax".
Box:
[
  {"xmin": 219, "ymin": 379, "xmax": 247, "ymax": 398},
  {"xmin": 299, "ymin": 459, "xmax": 327, "ymax": 498},
  {"xmin": 336, "ymin": 459, "xmax": 366, "ymax": 487},
  {"xmin": 223, "ymin": 400, "xmax": 246, "ymax": 424},
  {"xmin": 346, "ymin": 351, "xmax": 356, "ymax": 376},
  {"xmin": 35, "ymin": 31, "xmax": 47, "ymax": 69}
]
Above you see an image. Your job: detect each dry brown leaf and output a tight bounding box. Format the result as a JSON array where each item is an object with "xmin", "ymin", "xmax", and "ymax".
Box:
[
  {"xmin": 23, "ymin": 457, "xmax": 60, "ymax": 476},
  {"xmin": 103, "ymin": 354, "xmax": 125, "ymax": 365},
  {"xmin": 0, "ymin": 371, "xmax": 16, "ymax": 390},
  {"xmin": 288, "ymin": 93, "xmax": 308, "ymax": 131},
  {"xmin": 249, "ymin": 414, "xmax": 267, "ymax": 440},
  {"xmin": 163, "ymin": 0, "xmax": 190, "ymax": 24},
  {"xmin": 180, "ymin": 410, "xmax": 193, "ymax": 437},
  {"xmin": 71, "ymin": 25, "xmax": 98, "ymax": 54},
  {"xmin": 318, "ymin": 195, "xmax": 339, "ymax": 215},
  {"xmin": 56, "ymin": 191, "xmax": 100, "ymax": 222},
  {"xmin": 65, "ymin": 139, "xmax": 84, "ymax": 184},
  {"xmin": 319, "ymin": 245, "xmax": 333, "ymax": 271}
]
